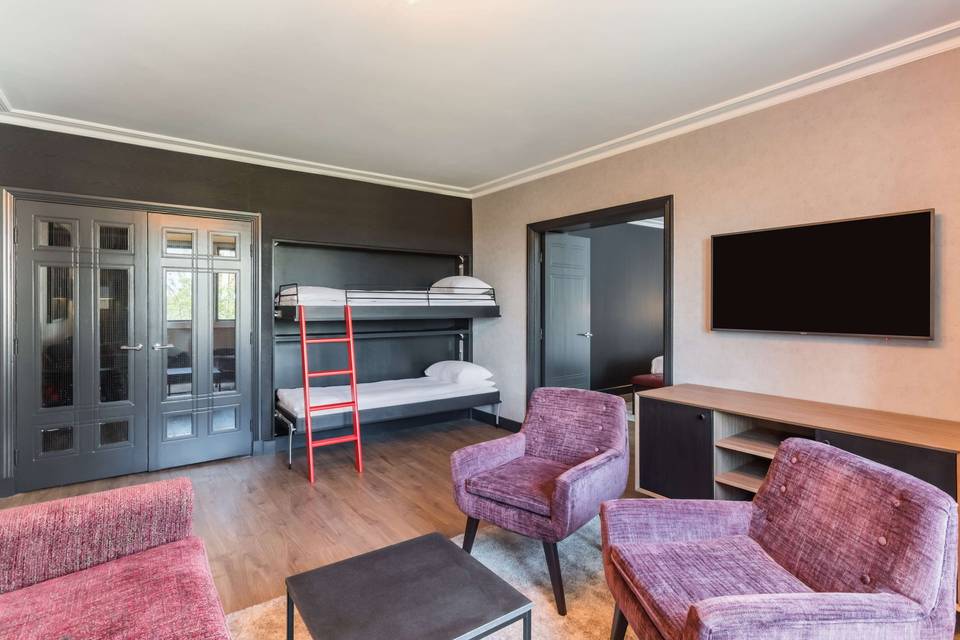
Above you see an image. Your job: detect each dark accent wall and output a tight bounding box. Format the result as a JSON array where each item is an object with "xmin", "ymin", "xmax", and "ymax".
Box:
[
  {"xmin": 573, "ymin": 223, "xmax": 663, "ymax": 391},
  {"xmin": 0, "ymin": 123, "xmax": 472, "ymax": 443}
]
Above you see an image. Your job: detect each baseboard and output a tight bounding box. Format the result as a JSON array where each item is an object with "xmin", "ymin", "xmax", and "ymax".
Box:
[
  {"xmin": 595, "ymin": 384, "xmax": 634, "ymax": 396},
  {"xmin": 472, "ymin": 409, "xmax": 522, "ymax": 433},
  {"xmin": 251, "ymin": 439, "xmax": 277, "ymax": 456}
]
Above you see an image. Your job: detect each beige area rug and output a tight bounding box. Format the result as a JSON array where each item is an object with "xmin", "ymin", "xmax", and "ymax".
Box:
[{"xmin": 227, "ymin": 517, "xmax": 637, "ymax": 639}]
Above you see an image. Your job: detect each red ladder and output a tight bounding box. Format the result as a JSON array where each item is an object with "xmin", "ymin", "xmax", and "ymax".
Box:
[{"xmin": 297, "ymin": 304, "xmax": 363, "ymax": 483}]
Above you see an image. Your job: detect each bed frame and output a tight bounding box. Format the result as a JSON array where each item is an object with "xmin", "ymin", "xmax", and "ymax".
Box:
[
  {"xmin": 275, "ymin": 282, "xmax": 501, "ymax": 321},
  {"xmin": 274, "ymin": 389, "xmax": 502, "ymax": 468}
]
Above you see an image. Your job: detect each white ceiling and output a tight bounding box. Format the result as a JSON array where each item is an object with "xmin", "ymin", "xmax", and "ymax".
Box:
[{"xmin": 0, "ymin": 1, "xmax": 958, "ymax": 196}]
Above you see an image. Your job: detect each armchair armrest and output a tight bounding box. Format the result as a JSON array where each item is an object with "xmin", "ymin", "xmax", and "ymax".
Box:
[
  {"xmin": 0, "ymin": 478, "xmax": 193, "ymax": 594},
  {"xmin": 553, "ymin": 448, "xmax": 628, "ymax": 535},
  {"xmin": 601, "ymin": 499, "xmax": 753, "ymax": 548},
  {"xmin": 682, "ymin": 592, "xmax": 925, "ymax": 640},
  {"xmin": 450, "ymin": 432, "xmax": 526, "ymax": 488}
]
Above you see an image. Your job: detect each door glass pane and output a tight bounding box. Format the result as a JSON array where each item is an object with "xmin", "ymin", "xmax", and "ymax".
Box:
[
  {"xmin": 212, "ymin": 407, "xmax": 238, "ymax": 433},
  {"xmin": 41, "ymin": 426, "xmax": 74, "ymax": 452},
  {"xmin": 165, "ymin": 271, "xmax": 192, "ymax": 396},
  {"xmin": 211, "ymin": 234, "xmax": 237, "ymax": 257},
  {"xmin": 39, "ymin": 266, "xmax": 74, "ymax": 407},
  {"xmin": 37, "ymin": 220, "xmax": 73, "ymax": 248},
  {"xmin": 98, "ymin": 225, "xmax": 129, "ymax": 251},
  {"xmin": 213, "ymin": 272, "xmax": 236, "ymax": 392},
  {"xmin": 165, "ymin": 231, "xmax": 193, "ymax": 255},
  {"xmin": 99, "ymin": 269, "xmax": 130, "ymax": 403},
  {"xmin": 99, "ymin": 420, "xmax": 130, "ymax": 446},
  {"xmin": 165, "ymin": 414, "xmax": 194, "ymax": 440}
]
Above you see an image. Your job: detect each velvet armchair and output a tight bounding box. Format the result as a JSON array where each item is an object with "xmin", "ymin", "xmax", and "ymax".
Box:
[
  {"xmin": 601, "ymin": 438, "xmax": 958, "ymax": 639},
  {"xmin": 451, "ymin": 386, "xmax": 629, "ymax": 615}
]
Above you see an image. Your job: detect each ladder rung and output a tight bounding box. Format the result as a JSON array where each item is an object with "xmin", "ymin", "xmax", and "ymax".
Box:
[
  {"xmin": 308, "ymin": 369, "xmax": 353, "ymax": 378},
  {"xmin": 310, "ymin": 434, "xmax": 358, "ymax": 448},
  {"xmin": 306, "ymin": 337, "xmax": 349, "ymax": 344},
  {"xmin": 309, "ymin": 400, "xmax": 356, "ymax": 411}
]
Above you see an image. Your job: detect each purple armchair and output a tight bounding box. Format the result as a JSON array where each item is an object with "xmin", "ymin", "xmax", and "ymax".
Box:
[
  {"xmin": 452, "ymin": 387, "xmax": 628, "ymax": 615},
  {"xmin": 602, "ymin": 438, "xmax": 958, "ymax": 639}
]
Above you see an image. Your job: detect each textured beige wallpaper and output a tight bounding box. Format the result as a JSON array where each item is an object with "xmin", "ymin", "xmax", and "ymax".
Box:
[{"xmin": 473, "ymin": 48, "xmax": 960, "ymax": 422}]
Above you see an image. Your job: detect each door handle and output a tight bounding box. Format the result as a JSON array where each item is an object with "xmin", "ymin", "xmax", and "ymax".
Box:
[
  {"xmin": 577, "ymin": 331, "xmax": 593, "ymax": 338},
  {"xmin": 152, "ymin": 343, "xmax": 176, "ymax": 351},
  {"xmin": 120, "ymin": 344, "xmax": 143, "ymax": 351}
]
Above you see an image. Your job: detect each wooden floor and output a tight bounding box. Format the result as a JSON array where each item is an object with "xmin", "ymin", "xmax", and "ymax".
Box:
[{"xmin": 3, "ymin": 418, "xmax": 630, "ymax": 614}]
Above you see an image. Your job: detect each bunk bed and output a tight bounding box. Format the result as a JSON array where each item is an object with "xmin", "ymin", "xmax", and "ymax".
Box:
[
  {"xmin": 274, "ymin": 280, "xmax": 500, "ymax": 321},
  {"xmin": 271, "ymin": 245, "xmax": 503, "ymax": 470}
]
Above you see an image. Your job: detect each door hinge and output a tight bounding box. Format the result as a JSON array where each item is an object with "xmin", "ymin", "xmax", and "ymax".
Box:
[
  {"xmin": 539, "ymin": 250, "xmax": 544, "ymax": 264},
  {"xmin": 249, "ymin": 243, "xmax": 253, "ymax": 257},
  {"xmin": 13, "ymin": 449, "xmax": 18, "ymax": 467},
  {"xmin": 249, "ymin": 330, "xmax": 253, "ymax": 345},
  {"xmin": 12, "ymin": 337, "xmax": 17, "ymax": 355},
  {"xmin": 12, "ymin": 227, "xmax": 18, "ymax": 244},
  {"xmin": 539, "ymin": 327, "xmax": 544, "ymax": 341}
]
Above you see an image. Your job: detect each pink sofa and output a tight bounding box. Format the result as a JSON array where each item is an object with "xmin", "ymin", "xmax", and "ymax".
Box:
[{"xmin": 0, "ymin": 478, "xmax": 230, "ymax": 640}]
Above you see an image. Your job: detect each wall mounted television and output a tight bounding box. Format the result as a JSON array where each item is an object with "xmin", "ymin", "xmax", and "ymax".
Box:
[{"xmin": 711, "ymin": 210, "xmax": 933, "ymax": 339}]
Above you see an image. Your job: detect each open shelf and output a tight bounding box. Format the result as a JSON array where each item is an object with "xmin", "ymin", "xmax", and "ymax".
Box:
[
  {"xmin": 715, "ymin": 460, "xmax": 769, "ymax": 494},
  {"xmin": 715, "ymin": 428, "xmax": 784, "ymax": 460}
]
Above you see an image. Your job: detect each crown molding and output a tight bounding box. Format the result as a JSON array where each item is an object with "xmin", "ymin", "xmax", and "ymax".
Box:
[
  {"xmin": 0, "ymin": 107, "xmax": 472, "ymax": 198},
  {"xmin": 0, "ymin": 20, "xmax": 957, "ymax": 200},
  {"xmin": 469, "ymin": 20, "xmax": 960, "ymax": 197}
]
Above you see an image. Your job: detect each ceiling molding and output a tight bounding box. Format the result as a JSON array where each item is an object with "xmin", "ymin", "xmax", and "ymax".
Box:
[
  {"xmin": 0, "ymin": 106, "xmax": 472, "ymax": 198},
  {"xmin": 0, "ymin": 20, "xmax": 957, "ymax": 200},
  {"xmin": 469, "ymin": 20, "xmax": 960, "ymax": 198}
]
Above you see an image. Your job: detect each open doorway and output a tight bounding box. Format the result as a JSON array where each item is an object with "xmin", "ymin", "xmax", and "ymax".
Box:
[{"xmin": 526, "ymin": 196, "xmax": 672, "ymax": 403}]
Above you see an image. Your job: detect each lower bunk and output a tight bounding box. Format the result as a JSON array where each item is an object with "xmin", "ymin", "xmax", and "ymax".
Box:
[{"xmin": 274, "ymin": 376, "xmax": 501, "ymax": 468}]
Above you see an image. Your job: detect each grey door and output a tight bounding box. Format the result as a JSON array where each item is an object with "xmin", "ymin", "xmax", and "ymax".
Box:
[
  {"xmin": 543, "ymin": 233, "xmax": 591, "ymax": 389},
  {"xmin": 15, "ymin": 201, "xmax": 149, "ymax": 491},
  {"xmin": 148, "ymin": 213, "xmax": 252, "ymax": 469}
]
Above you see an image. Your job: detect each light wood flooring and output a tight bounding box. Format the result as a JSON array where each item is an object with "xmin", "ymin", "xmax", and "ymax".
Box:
[{"xmin": 4, "ymin": 418, "xmax": 634, "ymax": 614}]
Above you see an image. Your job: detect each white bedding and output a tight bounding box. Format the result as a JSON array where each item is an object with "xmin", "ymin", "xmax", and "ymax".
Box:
[
  {"xmin": 276, "ymin": 376, "xmax": 498, "ymax": 419},
  {"xmin": 277, "ymin": 285, "xmax": 496, "ymax": 307}
]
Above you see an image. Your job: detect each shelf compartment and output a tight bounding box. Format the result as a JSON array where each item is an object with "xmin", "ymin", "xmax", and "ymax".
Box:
[
  {"xmin": 715, "ymin": 460, "xmax": 769, "ymax": 494},
  {"xmin": 715, "ymin": 428, "xmax": 785, "ymax": 460}
]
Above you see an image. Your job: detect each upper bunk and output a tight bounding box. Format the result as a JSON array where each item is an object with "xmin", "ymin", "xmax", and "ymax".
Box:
[{"xmin": 274, "ymin": 282, "xmax": 501, "ymax": 321}]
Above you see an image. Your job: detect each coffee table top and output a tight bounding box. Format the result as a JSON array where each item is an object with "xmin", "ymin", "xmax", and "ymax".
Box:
[{"xmin": 286, "ymin": 532, "xmax": 531, "ymax": 640}]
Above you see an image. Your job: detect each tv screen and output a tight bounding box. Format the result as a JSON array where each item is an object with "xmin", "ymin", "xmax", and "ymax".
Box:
[{"xmin": 711, "ymin": 210, "xmax": 933, "ymax": 339}]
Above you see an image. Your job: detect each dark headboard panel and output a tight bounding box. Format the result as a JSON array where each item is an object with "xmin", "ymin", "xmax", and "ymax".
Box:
[
  {"xmin": 273, "ymin": 334, "xmax": 459, "ymax": 390},
  {"xmin": 274, "ymin": 242, "xmax": 462, "ymax": 290}
]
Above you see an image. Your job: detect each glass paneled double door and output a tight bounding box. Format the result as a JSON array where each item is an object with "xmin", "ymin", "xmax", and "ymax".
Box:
[{"xmin": 15, "ymin": 201, "xmax": 253, "ymax": 492}]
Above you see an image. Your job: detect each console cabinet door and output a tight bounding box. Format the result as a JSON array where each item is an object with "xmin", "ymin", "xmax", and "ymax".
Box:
[
  {"xmin": 637, "ymin": 398, "xmax": 714, "ymax": 498},
  {"xmin": 815, "ymin": 430, "xmax": 956, "ymax": 499}
]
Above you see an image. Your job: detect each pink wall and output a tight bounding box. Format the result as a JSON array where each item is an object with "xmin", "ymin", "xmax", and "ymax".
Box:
[{"xmin": 473, "ymin": 49, "xmax": 960, "ymax": 422}]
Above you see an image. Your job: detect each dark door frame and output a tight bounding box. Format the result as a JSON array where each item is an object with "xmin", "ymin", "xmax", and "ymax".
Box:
[{"xmin": 526, "ymin": 195, "xmax": 674, "ymax": 399}]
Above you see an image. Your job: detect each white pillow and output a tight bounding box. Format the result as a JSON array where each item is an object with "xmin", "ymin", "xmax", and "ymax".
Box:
[
  {"xmin": 425, "ymin": 360, "xmax": 494, "ymax": 384},
  {"xmin": 651, "ymin": 355, "xmax": 664, "ymax": 375},
  {"xmin": 430, "ymin": 275, "xmax": 492, "ymax": 294}
]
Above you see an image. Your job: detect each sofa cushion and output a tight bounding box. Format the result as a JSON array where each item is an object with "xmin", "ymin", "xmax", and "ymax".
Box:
[
  {"xmin": 465, "ymin": 456, "xmax": 571, "ymax": 516},
  {"xmin": 611, "ymin": 535, "xmax": 811, "ymax": 639},
  {"xmin": 0, "ymin": 536, "xmax": 229, "ymax": 640}
]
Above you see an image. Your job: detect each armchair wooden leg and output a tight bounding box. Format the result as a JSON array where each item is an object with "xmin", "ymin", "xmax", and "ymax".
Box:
[
  {"xmin": 462, "ymin": 517, "xmax": 480, "ymax": 553},
  {"xmin": 542, "ymin": 541, "xmax": 567, "ymax": 616},
  {"xmin": 610, "ymin": 604, "xmax": 628, "ymax": 640}
]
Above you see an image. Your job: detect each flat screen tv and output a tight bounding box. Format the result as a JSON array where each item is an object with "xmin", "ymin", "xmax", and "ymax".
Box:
[{"xmin": 711, "ymin": 210, "xmax": 933, "ymax": 339}]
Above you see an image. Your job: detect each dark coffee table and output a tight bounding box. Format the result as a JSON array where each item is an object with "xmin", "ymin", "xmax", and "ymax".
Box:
[{"xmin": 285, "ymin": 533, "xmax": 532, "ymax": 639}]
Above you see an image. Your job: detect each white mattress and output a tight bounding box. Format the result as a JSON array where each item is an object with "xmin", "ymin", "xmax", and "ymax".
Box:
[
  {"xmin": 277, "ymin": 286, "xmax": 496, "ymax": 307},
  {"xmin": 276, "ymin": 376, "xmax": 498, "ymax": 419}
]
